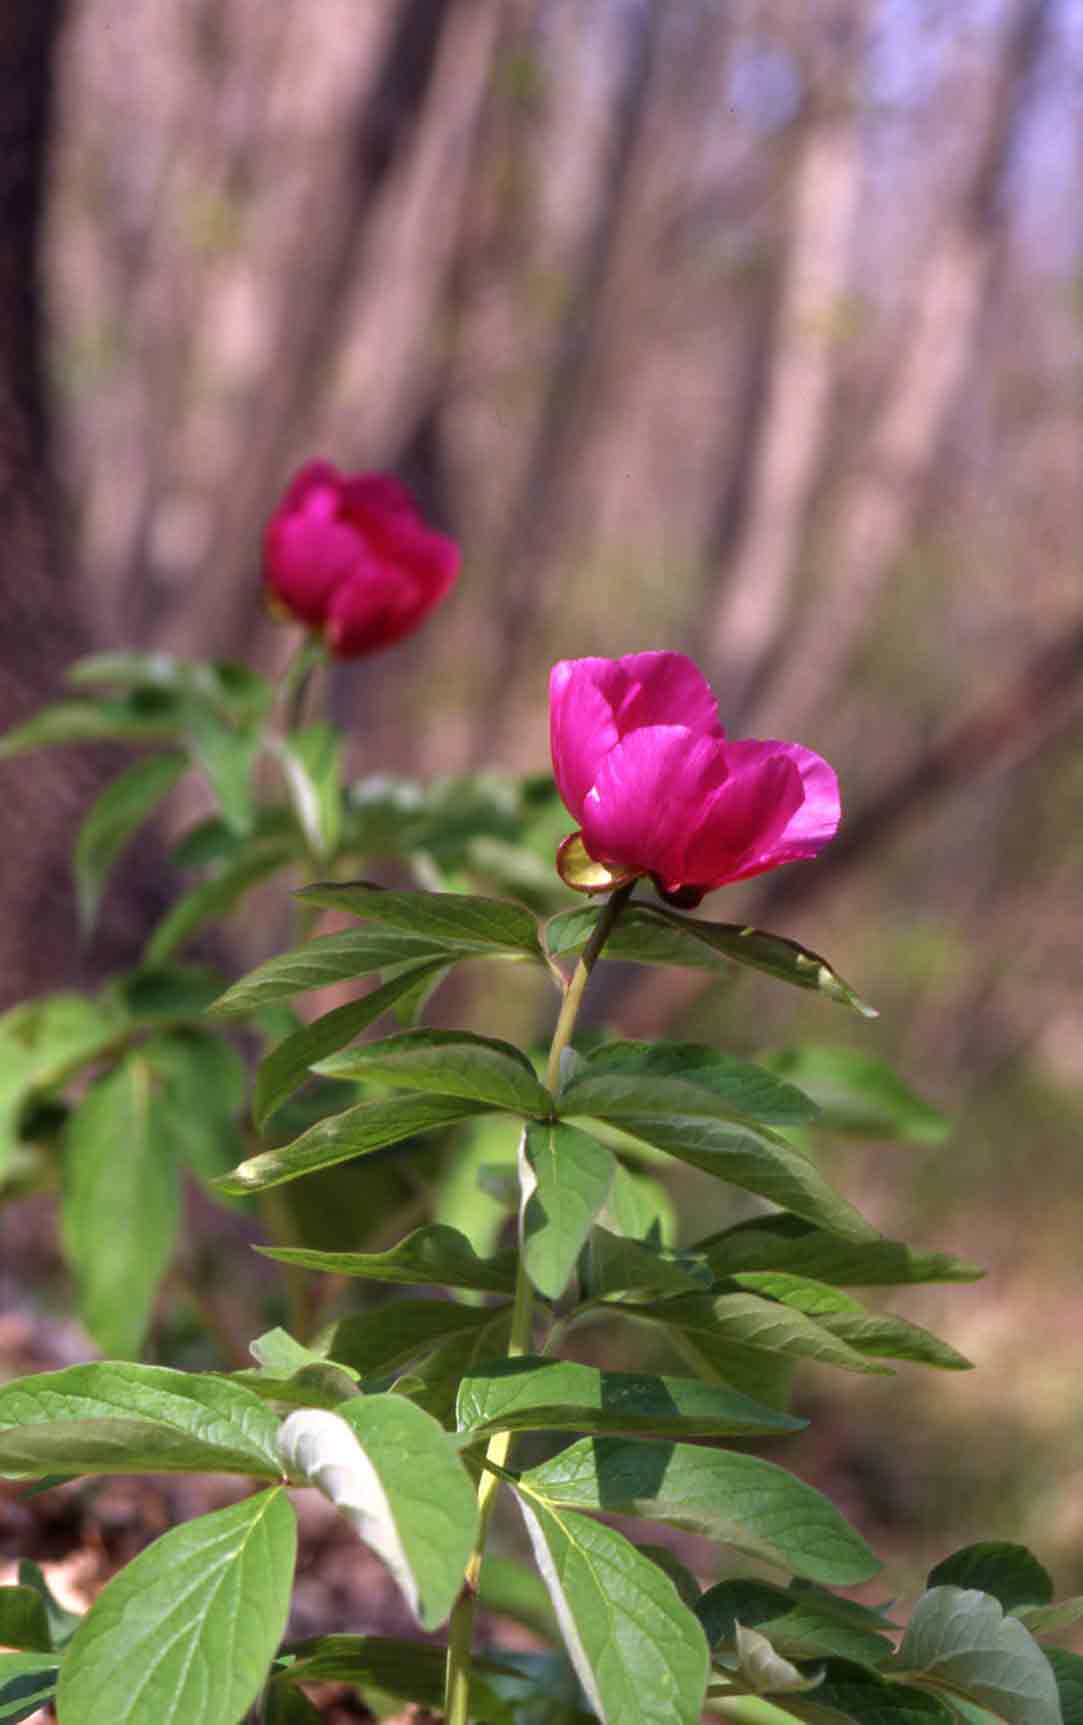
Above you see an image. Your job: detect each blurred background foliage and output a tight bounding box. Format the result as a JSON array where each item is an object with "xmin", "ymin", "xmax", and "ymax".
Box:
[{"xmin": 1, "ymin": 0, "xmax": 1082, "ymax": 1614}]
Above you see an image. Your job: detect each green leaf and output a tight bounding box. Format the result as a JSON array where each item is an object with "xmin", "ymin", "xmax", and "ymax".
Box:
[
  {"xmin": 0, "ymin": 1654, "xmax": 59, "ymax": 1725},
  {"xmin": 625, "ymin": 1292, "xmax": 891, "ymax": 1377},
  {"xmin": 209, "ymin": 927, "xmax": 450, "ymax": 1017},
  {"xmin": 732, "ymin": 1623, "xmax": 820, "ymax": 1694},
  {"xmin": 144, "ymin": 1028, "xmax": 246, "ymax": 1187},
  {"xmin": 261, "ymin": 1223, "xmax": 518, "ymax": 1294},
  {"xmin": 108, "ymin": 964, "xmax": 225, "ymax": 1022},
  {"xmin": 276, "ymin": 723, "xmax": 343, "ymax": 859},
  {"xmin": 276, "ymin": 1635, "xmax": 515, "ymax": 1722},
  {"xmin": 16, "ymin": 1561, "xmax": 82, "ymax": 1648},
  {"xmin": 456, "ymin": 1357, "xmax": 805, "ymax": 1441},
  {"xmin": 66, "ymin": 653, "xmax": 272, "ymax": 722},
  {"xmin": 545, "ymin": 905, "xmax": 732, "ymax": 972},
  {"xmin": 184, "ymin": 703, "xmax": 261, "ymax": 833},
  {"xmin": 74, "ymin": 754, "xmax": 188, "ymax": 934},
  {"xmin": 1046, "ymin": 1648, "xmax": 1083, "ymax": 1725},
  {"xmin": 278, "ymin": 1395, "xmax": 477, "ymax": 1629},
  {"xmin": 216, "ymin": 1092, "xmax": 495, "ymax": 1194},
  {"xmin": 263, "ymin": 1684, "xmax": 324, "ymax": 1725},
  {"xmin": 896, "ymin": 1586, "xmax": 1062, "ymax": 1725},
  {"xmin": 325, "ymin": 1298, "xmax": 507, "ymax": 1379},
  {"xmin": 404, "ymin": 1309, "xmax": 514, "ymax": 1427},
  {"xmin": 145, "ymin": 838, "xmax": 296, "ymax": 964},
  {"xmin": 927, "ymin": 1544, "xmax": 1053, "ymax": 1611},
  {"xmin": 520, "ymin": 1437, "xmax": 880, "ymax": 1585},
  {"xmin": 296, "ymin": 880, "xmax": 543, "ymax": 959},
  {"xmin": 512, "ymin": 1487, "xmax": 709, "ymax": 1724},
  {"xmin": 253, "ymin": 963, "xmax": 448, "ymax": 1128},
  {"xmin": 576, "ymin": 1109, "xmax": 875, "ymax": 1244},
  {"xmin": 1015, "ymin": 1598, "xmax": 1083, "ymax": 1637},
  {"xmin": 726, "ymin": 1271, "xmax": 865, "ymax": 1316},
  {"xmin": 697, "ymin": 1579, "xmax": 893, "ymax": 1670},
  {"xmin": 521, "ymin": 1121, "xmax": 616, "ymax": 1298},
  {"xmin": 0, "ymin": 693, "xmax": 186, "ymax": 757},
  {"xmin": 317, "ymin": 1028, "xmax": 552, "ymax": 1115},
  {"xmin": 651, "ymin": 908, "xmax": 877, "ymax": 1016},
  {"xmin": 760, "ymin": 1045, "xmax": 950, "ymax": 1143},
  {"xmin": 661, "ymin": 1323, "xmax": 798, "ymax": 1411},
  {"xmin": 583, "ymin": 1227, "xmax": 709, "ymax": 1298},
  {"xmin": 765, "ymin": 1662, "xmax": 958, "ymax": 1722},
  {"xmin": 815, "ymin": 1311, "xmax": 971, "ymax": 1371},
  {"xmin": 604, "ymin": 1161, "xmax": 676, "ymax": 1242},
  {"xmin": 55, "ymin": 1488, "xmax": 296, "ymax": 1725},
  {"xmin": 638, "ymin": 1546, "xmax": 702, "ymax": 1612},
  {"xmin": 580, "ymin": 1041, "xmax": 819, "ymax": 1124},
  {"xmin": 702, "ymin": 1215, "xmax": 983, "ymax": 1287},
  {"xmin": 0, "ymin": 1363, "xmax": 284, "ymax": 1478},
  {"xmin": 61, "ymin": 1058, "xmax": 179, "ymax": 1358},
  {"xmin": 0, "ymin": 994, "xmax": 123, "ymax": 1177},
  {"xmin": 0, "ymin": 1588, "xmax": 51, "ymax": 1653}
]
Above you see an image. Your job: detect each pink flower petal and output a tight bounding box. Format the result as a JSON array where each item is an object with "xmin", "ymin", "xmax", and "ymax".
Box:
[
  {"xmin": 579, "ymin": 726, "xmax": 731, "ymax": 885},
  {"xmin": 680, "ymin": 741, "xmax": 806, "ymax": 889}
]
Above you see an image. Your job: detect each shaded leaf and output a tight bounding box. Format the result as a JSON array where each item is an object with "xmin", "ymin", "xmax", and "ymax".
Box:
[
  {"xmin": 277, "ymin": 1635, "xmax": 514, "ymax": 1723},
  {"xmin": 144, "ymin": 1028, "xmax": 246, "ymax": 1187},
  {"xmin": 56, "ymin": 1488, "xmax": 295, "ymax": 1725},
  {"xmin": 277, "ymin": 723, "xmax": 342, "ymax": 859},
  {"xmin": 209, "ymin": 927, "xmax": 450, "ymax": 1017},
  {"xmin": 927, "ymin": 1543, "xmax": 1053, "ymax": 1612},
  {"xmin": 583, "ymin": 1227, "xmax": 709, "ymax": 1298},
  {"xmin": 146, "ymin": 838, "xmax": 296, "ymax": 964},
  {"xmin": 1046, "ymin": 1648, "xmax": 1083, "ymax": 1725},
  {"xmin": 478, "ymin": 1554, "xmax": 561, "ymax": 1642},
  {"xmin": 768, "ymin": 1661, "xmax": 957, "ymax": 1723},
  {"xmin": 580, "ymin": 1040, "xmax": 818, "ymax": 1124},
  {"xmin": 761, "ymin": 1045, "xmax": 949, "ymax": 1144},
  {"xmin": 260, "ymin": 1224, "xmax": 518, "ymax": 1295},
  {"xmin": 623, "ymin": 1292, "xmax": 889, "ymax": 1378},
  {"xmin": 545, "ymin": 905, "xmax": 731, "ymax": 972},
  {"xmin": 74, "ymin": 753, "xmax": 188, "ymax": 935},
  {"xmin": 702, "ymin": 1215, "xmax": 983, "ymax": 1287},
  {"xmin": 295, "ymin": 881, "xmax": 543, "ymax": 958},
  {"xmin": 651, "ymin": 909, "xmax": 877, "ymax": 1016},
  {"xmin": 317, "ymin": 1028, "xmax": 552, "ymax": 1116},
  {"xmin": 456, "ymin": 1356, "xmax": 805, "ymax": 1441},
  {"xmin": 253, "ymin": 963, "xmax": 448, "ymax": 1128},
  {"xmin": 521, "ymin": 1121, "xmax": 616, "ymax": 1298},
  {"xmin": 896, "ymin": 1585, "xmax": 1061, "ymax": 1725},
  {"xmin": 0, "ymin": 1588, "xmax": 51, "ymax": 1653},
  {"xmin": 0, "ymin": 693, "xmax": 186, "ymax": 758},
  {"xmin": 216, "ymin": 1092, "xmax": 495, "ymax": 1194},
  {"xmin": 325, "ymin": 1298, "xmax": 506, "ymax": 1379},
  {"xmin": 279, "ymin": 1396, "xmax": 477, "ymax": 1630},
  {"xmin": 520, "ymin": 1437, "xmax": 880, "ymax": 1586}
]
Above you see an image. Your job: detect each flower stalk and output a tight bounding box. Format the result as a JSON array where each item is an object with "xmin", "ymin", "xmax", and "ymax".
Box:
[{"xmin": 442, "ymin": 882, "xmax": 635, "ymax": 1725}]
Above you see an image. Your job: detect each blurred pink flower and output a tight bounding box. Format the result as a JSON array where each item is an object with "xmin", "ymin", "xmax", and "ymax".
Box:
[
  {"xmin": 263, "ymin": 461, "xmax": 459, "ymax": 657},
  {"xmin": 549, "ymin": 651, "xmax": 840, "ymax": 906}
]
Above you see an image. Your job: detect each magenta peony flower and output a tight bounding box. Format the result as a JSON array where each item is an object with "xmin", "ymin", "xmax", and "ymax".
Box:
[
  {"xmin": 549, "ymin": 652, "xmax": 840, "ymax": 906},
  {"xmin": 263, "ymin": 461, "xmax": 459, "ymax": 657}
]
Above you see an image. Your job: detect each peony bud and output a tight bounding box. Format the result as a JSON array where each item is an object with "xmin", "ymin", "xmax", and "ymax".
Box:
[
  {"xmin": 263, "ymin": 461, "xmax": 459, "ymax": 658},
  {"xmin": 549, "ymin": 652, "xmax": 840, "ymax": 906}
]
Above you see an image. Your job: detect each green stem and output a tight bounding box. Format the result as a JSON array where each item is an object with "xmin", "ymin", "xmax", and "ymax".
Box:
[{"xmin": 442, "ymin": 881, "xmax": 636, "ymax": 1725}]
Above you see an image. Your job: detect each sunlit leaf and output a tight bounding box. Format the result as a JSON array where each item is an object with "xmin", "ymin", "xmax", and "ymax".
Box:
[
  {"xmin": 317, "ymin": 1028, "xmax": 552, "ymax": 1115},
  {"xmin": 896, "ymin": 1585, "xmax": 1061, "ymax": 1725},
  {"xmin": 521, "ymin": 1121, "xmax": 616, "ymax": 1298},
  {"xmin": 209, "ymin": 927, "xmax": 450, "ymax": 1017},
  {"xmin": 294, "ymin": 881, "xmax": 543, "ymax": 958}
]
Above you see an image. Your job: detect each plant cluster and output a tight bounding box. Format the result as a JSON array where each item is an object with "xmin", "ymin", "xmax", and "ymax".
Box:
[{"xmin": 0, "ymin": 470, "xmax": 1079, "ymax": 1724}]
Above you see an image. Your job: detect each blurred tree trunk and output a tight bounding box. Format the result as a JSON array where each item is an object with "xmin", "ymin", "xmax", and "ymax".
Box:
[
  {"xmin": 0, "ymin": 5, "xmax": 109, "ymax": 1003},
  {"xmin": 743, "ymin": 0, "xmax": 1053, "ymax": 737},
  {"xmin": 709, "ymin": 2, "xmax": 864, "ymax": 722}
]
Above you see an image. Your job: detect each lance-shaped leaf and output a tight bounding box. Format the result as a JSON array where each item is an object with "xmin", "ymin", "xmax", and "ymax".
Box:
[
  {"xmin": 521, "ymin": 1438, "xmax": 880, "ymax": 1586},
  {"xmin": 456, "ymin": 1357, "xmax": 805, "ymax": 1441},
  {"xmin": 215, "ymin": 1092, "xmax": 495, "ymax": 1194},
  {"xmin": 61, "ymin": 1058, "xmax": 178, "ymax": 1359},
  {"xmin": 406, "ymin": 1310, "xmax": 514, "ymax": 1427},
  {"xmin": 814, "ymin": 1311, "xmax": 971, "ymax": 1372},
  {"xmin": 66, "ymin": 651, "xmax": 272, "ymax": 720},
  {"xmin": 0, "ymin": 1653, "xmax": 59, "ymax": 1725},
  {"xmin": 325, "ymin": 1298, "xmax": 507, "ymax": 1379},
  {"xmin": 895, "ymin": 1586, "xmax": 1062, "ymax": 1725},
  {"xmin": 253, "ymin": 963, "xmax": 448, "ymax": 1128},
  {"xmin": 569, "ymin": 1106, "xmax": 875, "ymax": 1244},
  {"xmin": 697, "ymin": 1578, "xmax": 893, "ymax": 1670},
  {"xmin": 209, "ymin": 927, "xmax": 450, "ymax": 1018},
  {"xmin": 0, "ymin": 693, "xmax": 186, "ymax": 757},
  {"xmin": 545, "ymin": 904, "xmax": 731, "ymax": 972},
  {"xmin": 276, "ymin": 723, "xmax": 342, "ymax": 859},
  {"xmin": 55, "ymin": 1488, "xmax": 295, "ymax": 1725},
  {"xmin": 521, "ymin": 1121, "xmax": 616, "ymax": 1298},
  {"xmin": 623, "ymin": 1293, "xmax": 890, "ymax": 1377},
  {"xmin": 580, "ymin": 1041, "xmax": 818, "ymax": 1125},
  {"xmin": 558, "ymin": 1070, "xmax": 814, "ymax": 1131},
  {"xmin": 74, "ymin": 754, "xmax": 188, "ymax": 935},
  {"xmin": 513, "ymin": 1488, "xmax": 709, "ymax": 1724},
  {"xmin": 279, "ymin": 1396, "xmax": 477, "ymax": 1630},
  {"xmin": 760, "ymin": 1045, "xmax": 950, "ymax": 1144},
  {"xmin": 275, "ymin": 1635, "xmax": 515, "ymax": 1723},
  {"xmin": 702, "ymin": 1215, "xmax": 983, "ymax": 1287},
  {"xmin": 0, "ymin": 1363, "xmax": 283, "ymax": 1478},
  {"xmin": 260, "ymin": 1224, "xmax": 518, "ymax": 1294},
  {"xmin": 649, "ymin": 907, "xmax": 877, "ymax": 1016},
  {"xmin": 927, "ymin": 1543, "xmax": 1053, "ymax": 1612},
  {"xmin": 295, "ymin": 881, "xmax": 543, "ymax": 958},
  {"xmin": 145, "ymin": 838, "xmax": 296, "ymax": 965},
  {"xmin": 317, "ymin": 1028, "xmax": 553, "ymax": 1115}
]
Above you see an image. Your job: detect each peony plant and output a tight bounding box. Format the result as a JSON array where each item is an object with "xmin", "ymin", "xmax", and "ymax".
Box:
[{"xmin": 0, "ymin": 481, "xmax": 1080, "ymax": 1725}]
